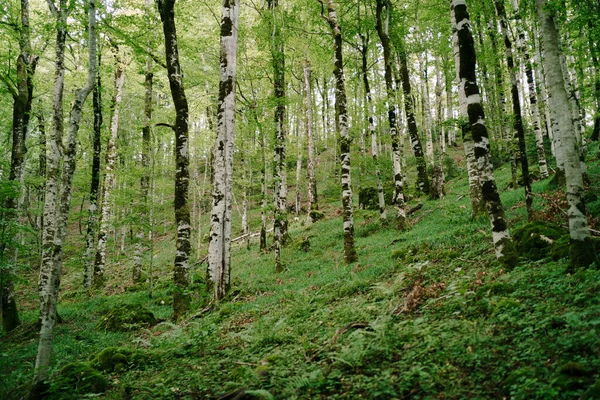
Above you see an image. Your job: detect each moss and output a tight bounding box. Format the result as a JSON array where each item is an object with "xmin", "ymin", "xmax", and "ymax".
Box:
[
  {"xmin": 310, "ymin": 209, "xmax": 325, "ymax": 222},
  {"xmin": 90, "ymin": 347, "xmax": 153, "ymax": 373},
  {"xmin": 498, "ymin": 238, "xmax": 519, "ymax": 269},
  {"xmin": 53, "ymin": 362, "xmax": 107, "ymax": 394},
  {"xmin": 569, "ymin": 237, "xmax": 598, "ymax": 272},
  {"xmin": 255, "ymin": 365, "xmax": 269, "ymax": 380},
  {"xmin": 512, "ymin": 221, "xmax": 568, "ymax": 261},
  {"xmin": 97, "ymin": 303, "xmax": 157, "ymax": 332},
  {"xmin": 293, "ymin": 236, "xmax": 311, "ymax": 252}
]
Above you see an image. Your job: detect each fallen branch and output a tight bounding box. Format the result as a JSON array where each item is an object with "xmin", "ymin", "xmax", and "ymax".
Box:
[
  {"xmin": 407, "ymin": 203, "xmax": 423, "ymax": 215},
  {"xmin": 232, "ymin": 228, "xmax": 274, "ymax": 244},
  {"xmin": 330, "ymin": 322, "xmax": 370, "ymax": 344}
]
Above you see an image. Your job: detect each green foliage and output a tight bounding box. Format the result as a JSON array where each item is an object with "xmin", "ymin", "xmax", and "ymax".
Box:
[
  {"xmin": 51, "ymin": 362, "xmax": 107, "ymax": 396},
  {"xmin": 96, "ymin": 304, "xmax": 157, "ymax": 332},
  {"xmin": 512, "ymin": 221, "xmax": 569, "ymax": 261}
]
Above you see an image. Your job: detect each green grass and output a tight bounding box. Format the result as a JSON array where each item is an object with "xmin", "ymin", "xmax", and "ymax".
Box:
[{"xmin": 1, "ymin": 143, "xmax": 599, "ymax": 399}]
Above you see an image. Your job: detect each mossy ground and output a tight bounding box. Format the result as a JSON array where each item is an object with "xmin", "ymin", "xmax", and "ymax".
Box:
[{"xmin": 1, "ymin": 143, "xmax": 599, "ymax": 399}]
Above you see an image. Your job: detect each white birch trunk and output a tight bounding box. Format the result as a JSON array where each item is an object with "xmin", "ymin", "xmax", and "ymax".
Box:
[{"xmin": 535, "ymin": 0, "xmax": 596, "ymax": 268}]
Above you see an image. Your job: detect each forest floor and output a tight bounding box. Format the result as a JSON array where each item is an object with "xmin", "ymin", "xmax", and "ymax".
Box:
[{"xmin": 2, "ymin": 142, "xmax": 600, "ymax": 399}]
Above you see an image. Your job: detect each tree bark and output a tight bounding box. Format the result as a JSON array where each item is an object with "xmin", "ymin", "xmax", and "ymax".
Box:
[
  {"xmin": 133, "ymin": 0, "xmax": 155, "ymax": 284},
  {"xmin": 323, "ymin": 0, "xmax": 358, "ymax": 263},
  {"xmin": 92, "ymin": 46, "xmax": 125, "ymax": 289},
  {"xmin": 33, "ymin": 0, "xmax": 96, "ymax": 390},
  {"xmin": 304, "ymin": 58, "xmax": 319, "ymax": 219},
  {"xmin": 535, "ymin": 0, "xmax": 597, "ymax": 269},
  {"xmin": 360, "ymin": 33, "xmax": 386, "ymax": 221},
  {"xmin": 395, "ymin": 41, "xmax": 430, "ymax": 195},
  {"xmin": 84, "ymin": 53, "xmax": 102, "ymax": 289},
  {"xmin": 269, "ymin": 0, "xmax": 288, "ymax": 272},
  {"xmin": 1, "ymin": 0, "xmax": 37, "ymax": 333},
  {"xmin": 376, "ymin": 0, "xmax": 405, "ymax": 227},
  {"xmin": 495, "ymin": 0, "xmax": 533, "ymax": 219},
  {"xmin": 451, "ymin": 0, "xmax": 517, "ymax": 267},
  {"xmin": 157, "ymin": 0, "xmax": 192, "ymax": 318},
  {"xmin": 208, "ymin": 0, "xmax": 240, "ymax": 300}
]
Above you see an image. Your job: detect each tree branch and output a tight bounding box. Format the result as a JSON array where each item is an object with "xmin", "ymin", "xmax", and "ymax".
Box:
[{"xmin": 155, "ymin": 122, "xmax": 175, "ymax": 131}]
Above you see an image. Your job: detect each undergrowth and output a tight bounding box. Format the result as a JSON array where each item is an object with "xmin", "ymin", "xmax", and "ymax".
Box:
[{"xmin": 1, "ymin": 143, "xmax": 599, "ymax": 399}]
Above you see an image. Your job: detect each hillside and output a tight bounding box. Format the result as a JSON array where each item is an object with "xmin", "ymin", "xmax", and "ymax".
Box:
[{"xmin": 1, "ymin": 141, "xmax": 599, "ymax": 399}]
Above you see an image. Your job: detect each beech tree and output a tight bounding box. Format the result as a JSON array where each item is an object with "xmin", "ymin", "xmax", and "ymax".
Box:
[
  {"xmin": 208, "ymin": 0, "xmax": 240, "ymax": 301},
  {"xmin": 33, "ymin": 0, "xmax": 97, "ymax": 391},
  {"xmin": 0, "ymin": 0, "xmax": 37, "ymax": 332},
  {"xmin": 157, "ymin": 0, "xmax": 192, "ymax": 319},
  {"xmin": 92, "ymin": 45, "xmax": 125, "ymax": 289}
]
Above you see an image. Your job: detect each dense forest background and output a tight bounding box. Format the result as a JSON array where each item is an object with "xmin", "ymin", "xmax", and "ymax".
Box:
[{"xmin": 1, "ymin": 0, "xmax": 599, "ymax": 398}]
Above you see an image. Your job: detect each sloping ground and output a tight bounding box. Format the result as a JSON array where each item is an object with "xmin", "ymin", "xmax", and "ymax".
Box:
[{"xmin": 2, "ymin": 144, "xmax": 600, "ymax": 399}]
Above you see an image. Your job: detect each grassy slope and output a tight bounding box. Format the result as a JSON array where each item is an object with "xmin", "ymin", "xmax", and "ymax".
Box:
[{"xmin": 1, "ymin": 143, "xmax": 600, "ymax": 399}]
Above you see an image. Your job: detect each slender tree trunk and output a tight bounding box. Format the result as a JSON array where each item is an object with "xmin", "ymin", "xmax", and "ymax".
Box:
[
  {"xmin": 33, "ymin": 0, "xmax": 96, "ymax": 391},
  {"xmin": 158, "ymin": 0, "xmax": 192, "ymax": 317},
  {"xmin": 451, "ymin": 0, "xmax": 517, "ymax": 267},
  {"xmin": 360, "ymin": 34, "xmax": 386, "ymax": 221},
  {"xmin": 92, "ymin": 47, "xmax": 125, "ymax": 289},
  {"xmin": 452, "ymin": 1, "xmax": 486, "ymax": 219},
  {"xmin": 495, "ymin": 0, "xmax": 533, "ymax": 219},
  {"xmin": 323, "ymin": 0, "xmax": 358, "ymax": 263},
  {"xmin": 395, "ymin": 43, "xmax": 430, "ymax": 195},
  {"xmin": 84, "ymin": 53, "xmax": 102, "ymax": 289},
  {"xmin": 376, "ymin": 0, "xmax": 406, "ymax": 228},
  {"xmin": 269, "ymin": 0, "xmax": 288, "ymax": 272},
  {"xmin": 511, "ymin": 0, "xmax": 549, "ymax": 179},
  {"xmin": 0, "ymin": 0, "xmax": 37, "ymax": 333},
  {"xmin": 535, "ymin": 0, "xmax": 597, "ymax": 269},
  {"xmin": 208, "ymin": 0, "xmax": 239, "ymax": 300},
  {"xmin": 134, "ymin": 3, "xmax": 154, "ymax": 284},
  {"xmin": 304, "ymin": 59, "xmax": 319, "ymax": 219}
]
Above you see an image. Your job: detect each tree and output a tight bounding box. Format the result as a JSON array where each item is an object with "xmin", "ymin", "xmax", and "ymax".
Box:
[
  {"xmin": 268, "ymin": 0, "xmax": 288, "ymax": 273},
  {"xmin": 0, "ymin": 0, "xmax": 38, "ymax": 333},
  {"xmin": 321, "ymin": 0, "xmax": 358, "ymax": 263},
  {"xmin": 84, "ymin": 51, "xmax": 103, "ymax": 289},
  {"xmin": 157, "ymin": 0, "xmax": 192, "ymax": 319},
  {"xmin": 208, "ymin": 0, "xmax": 240, "ymax": 301},
  {"xmin": 450, "ymin": 0, "xmax": 517, "ymax": 267},
  {"xmin": 535, "ymin": 0, "xmax": 597, "ymax": 269},
  {"xmin": 375, "ymin": 0, "xmax": 406, "ymax": 228},
  {"xmin": 92, "ymin": 44, "xmax": 125, "ymax": 289},
  {"xmin": 304, "ymin": 58, "xmax": 319, "ymax": 220},
  {"xmin": 494, "ymin": 0, "xmax": 533, "ymax": 219},
  {"xmin": 32, "ymin": 0, "xmax": 97, "ymax": 391}
]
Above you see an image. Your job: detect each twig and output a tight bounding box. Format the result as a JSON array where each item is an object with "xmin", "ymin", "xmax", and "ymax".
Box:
[{"xmin": 330, "ymin": 322, "xmax": 370, "ymax": 344}]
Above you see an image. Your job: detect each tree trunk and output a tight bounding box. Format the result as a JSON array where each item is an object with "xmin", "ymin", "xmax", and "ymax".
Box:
[
  {"xmin": 395, "ymin": 42, "xmax": 430, "ymax": 195},
  {"xmin": 33, "ymin": 0, "xmax": 96, "ymax": 391},
  {"xmin": 158, "ymin": 0, "xmax": 192, "ymax": 317},
  {"xmin": 495, "ymin": 0, "xmax": 533, "ymax": 219},
  {"xmin": 535, "ymin": 0, "xmax": 597, "ymax": 269},
  {"xmin": 269, "ymin": 0, "xmax": 288, "ymax": 272},
  {"xmin": 304, "ymin": 59, "xmax": 319, "ymax": 219},
  {"xmin": 0, "ymin": 0, "xmax": 37, "ymax": 333},
  {"xmin": 208, "ymin": 0, "xmax": 239, "ymax": 300},
  {"xmin": 375, "ymin": 0, "xmax": 406, "ymax": 228},
  {"xmin": 84, "ymin": 53, "xmax": 102, "ymax": 289},
  {"xmin": 511, "ymin": 0, "xmax": 549, "ymax": 179},
  {"xmin": 133, "ymin": 1, "xmax": 154, "ymax": 284},
  {"xmin": 360, "ymin": 34, "xmax": 386, "ymax": 221},
  {"xmin": 92, "ymin": 46, "xmax": 125, "ymax": 289},
  {"xmin": 451, "ymin": 0, "xmax": 517, "ymax": 267},
  {"xmin": 323, "ymin": 0, "xmax": 358, "ymax": 263}
]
